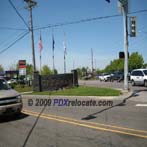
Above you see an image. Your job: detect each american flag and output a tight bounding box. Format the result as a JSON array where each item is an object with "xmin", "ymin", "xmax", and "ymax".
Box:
[{"xmin": 39, "ymin": 34, "xmax": 43, "ymax": 52}]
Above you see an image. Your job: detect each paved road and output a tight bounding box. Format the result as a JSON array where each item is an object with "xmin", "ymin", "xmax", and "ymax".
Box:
[
  {"xmin": 0, "ymin": 91, "xmax": 147, "ymax": 147},
  {"xmin": 79, "ymin": 80, "xmax": 147, "ymax": 91}
]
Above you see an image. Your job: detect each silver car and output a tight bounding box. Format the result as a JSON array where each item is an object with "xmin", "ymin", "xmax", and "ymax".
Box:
[{"xmin": 0, "ymin": 77, "xmax": 23, "ymax": 115}]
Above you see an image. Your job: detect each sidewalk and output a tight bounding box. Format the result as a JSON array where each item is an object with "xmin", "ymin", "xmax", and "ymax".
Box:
[{"xmin": 22, "ymin": 89, "xmax": 133, "ymax": 106}]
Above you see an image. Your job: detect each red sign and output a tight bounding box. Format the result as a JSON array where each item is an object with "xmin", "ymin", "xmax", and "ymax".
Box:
[{"xmin": 19, "ymin": 60, "xmax": 26, "ymax": 69}]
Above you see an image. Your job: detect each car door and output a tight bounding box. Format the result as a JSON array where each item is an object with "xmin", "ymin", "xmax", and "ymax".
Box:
[{"xmin": 134, "ymin": 71, "xmax": 144, "ymax": 84}]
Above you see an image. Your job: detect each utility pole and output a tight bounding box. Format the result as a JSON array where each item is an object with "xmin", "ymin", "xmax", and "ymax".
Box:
[
  {"xmin": 94, "ymin": 58, "xmax": 97, "ymax": 70},
  {"xmin": 106, "ymin": 0, "xmax": 129, "ymax": 91},
  {"xmin": 121, "ymin": 0, "xmax": 129, "ymax": 91},
  {"xmin": 24, "ymin": 0, "xmax": 37, "ymax": 72}
]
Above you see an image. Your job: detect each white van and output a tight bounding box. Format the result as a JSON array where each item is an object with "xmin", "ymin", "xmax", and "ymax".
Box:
[
  {"xmin": 130, "ymin": 69, "xmax": 147, "ymax": 87},
  {"xmin": 0, "ymin": 77, "xmax": 23, "ymax": 115}
]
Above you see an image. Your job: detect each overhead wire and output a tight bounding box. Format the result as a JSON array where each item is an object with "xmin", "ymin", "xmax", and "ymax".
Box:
[
  {"xmin": 0, "ymin": 8, "xmax": 146, "ymax": 55},
  {"xmin": 0, "ymin": 31, "xmax": 21, "ymax": 48},
  {"xmin": 0, "ymin": 31, "xmax": 29, "ymax": 54},
  {"xmin": 34, "ymin": 9, "xmax": 147, "ymax": 30},
  {"xmin": 8, "ymin": 0, "xmax": 30, "ymax": 30},
  {"xmin": 0, "ymin": 27, "xmax": 27, "ymax": 31}
]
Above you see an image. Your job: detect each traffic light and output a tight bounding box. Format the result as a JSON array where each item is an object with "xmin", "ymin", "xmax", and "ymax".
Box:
[
  {"xmin": 130, "ymin": 17, "xmax": 136, "ymax": 37},
  {"xmin": 119, "ymin": 52, "xmax": 124, "ymax": 59},
  {"xmin": 119, "ymin": 52, "xmax": 129, "ymax": 59}
]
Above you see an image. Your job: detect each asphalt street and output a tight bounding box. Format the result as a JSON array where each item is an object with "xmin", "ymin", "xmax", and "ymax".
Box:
[{"xmin": 0, "ymin": 80, "xmax": 147, "ymax": 147}]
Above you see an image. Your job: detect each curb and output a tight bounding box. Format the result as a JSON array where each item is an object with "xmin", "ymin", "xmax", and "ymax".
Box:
[{"xmin": 21, "ymin": 90, "xmax": 134, "ymax": 106}]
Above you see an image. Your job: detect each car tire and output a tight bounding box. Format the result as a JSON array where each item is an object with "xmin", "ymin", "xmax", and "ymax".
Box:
[
  {"xmin": 144, "ymin": 80, "xmax": 147, "ymax": 87},
  {"xmin": 131, "ymin": 80, "xmax": 135, "ymax": 86}
]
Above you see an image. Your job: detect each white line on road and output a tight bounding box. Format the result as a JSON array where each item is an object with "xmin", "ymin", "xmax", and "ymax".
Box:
[{"xmin": 136, "ymin": 104, "xmax": 147, "ymax": 107}]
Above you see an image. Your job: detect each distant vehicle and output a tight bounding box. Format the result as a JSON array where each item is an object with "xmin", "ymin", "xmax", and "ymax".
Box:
[
  {"xmin": 99, "ymin": 73, "xmax": 111, "ymax": 82},
  {"xmin": 83, "ymin": 74, "xmax": 92, "ymax": 80},
  {"xmin": 7, "ymin": 78, "xmax": 17, "ymax": 85},
  {"xmin": 0, "ymin": 77, "xmax": 23, "ymax": 115},
  {"xmin": 130, "ymin": 69, "xmax": 147, "ymax": 87},
  {"xmin": 110, "ymin": 71, "xmax": 124, "ymax": 82}
]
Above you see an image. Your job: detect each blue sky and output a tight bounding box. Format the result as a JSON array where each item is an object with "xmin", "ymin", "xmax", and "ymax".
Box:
[{"xmin": 0, "ymin": 0, "xmax": 147, "ymax": 73}]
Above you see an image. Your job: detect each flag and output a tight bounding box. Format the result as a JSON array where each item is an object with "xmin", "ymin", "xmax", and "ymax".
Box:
[
  {"xmin": 52, "ymin": 34, "xmax": 55, "ymax": 51},
  {"xmin": 106, "ymin": 0, "xmax": 110, "ymax": 3},
  {"xmin": 63, "ymin": 41, "xmax": 67, "ymax": 55},
  {"xmin": 63, "ymin": 32, "xmax": 67, "ymax": 55},
  {"xmin": 38, "ymin": 34, "xmax": 43, "ymax": 52}
]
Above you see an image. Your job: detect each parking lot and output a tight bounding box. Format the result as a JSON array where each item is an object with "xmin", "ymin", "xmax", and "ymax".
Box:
[{"xmin": 79, "ymin": 79, "xmax": 147, "ymax": 91}]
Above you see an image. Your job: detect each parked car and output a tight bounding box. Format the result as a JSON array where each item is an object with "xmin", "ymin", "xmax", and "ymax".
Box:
[
  {"xmin": 130, "ymin": 69, "xmax": 147, "ymax": 87},
  {"xmin": 110, "ymin": 71, "xmax": 124, "ymax": 82},
  {"xmin": 7, "ymin": 78, "xmax": 17, "ymax": 85},
  {"xmin": 83, "ymin": 74, "xmax": 92, "ymax": 80},
  {"xmin": 99, "ymin": 73, "xmax": 111, "ymax": 82},
  {"xmin": 0, "ymin": 77, "xmax": 23, "ymax": 115}
]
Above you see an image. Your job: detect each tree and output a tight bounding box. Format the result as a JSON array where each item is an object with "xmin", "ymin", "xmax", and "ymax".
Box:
[
  {"xmin": 96, "ymin": 69, "xmax": 104, "ymax": 74},
  {"xmin": 129, "ymin": 52, "xmax": 144, "ymax": 71},
  {"xmin": 105, "ymin": 59, "xmax": 124, "ymax": 73},
  {"xmin": 143, "ymin": 63, "xmax": 147, "ymax": 69},
  {"xmin": 41, "ymin": 65, "xmax": 52, "ymax": 75},
  {"xmin": 53, "ymin": 69, "xmax": 58, "ymax": 74},
  {"xmin": 103, "ymin": 52, "xmax": 144, "ymax": 73},
  {"xmin": 81, "ymin": 67, "xmax": 87, "ymax": 76},
  {"xmin": 0, "ymin": 65, "xmax": 4, "ymax": 71},
  {"xmin": 77, "ymin": 68, "xmax": 82, "ymax": 78},
  {"xmin": 26, "ymin": 64, "xmax": 33, "ymax": 75}
]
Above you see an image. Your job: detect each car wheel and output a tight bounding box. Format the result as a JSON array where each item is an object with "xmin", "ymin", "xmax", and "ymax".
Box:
[
  {"xmin": 131, "ymin": 80, "xmax": 135, "ymax": 86},
  {"xmin": 144, "ymin": 80, "xmax": 147, "ymax": 87}
]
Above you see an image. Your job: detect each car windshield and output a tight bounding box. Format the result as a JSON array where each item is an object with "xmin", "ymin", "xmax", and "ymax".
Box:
[
  {"xmin": 143, "ymin": 70, "xmax": 147, "ymax": 75},
  {"xmin": 0, "ymin": 79, "xmax": 10, "ymax": 90}
]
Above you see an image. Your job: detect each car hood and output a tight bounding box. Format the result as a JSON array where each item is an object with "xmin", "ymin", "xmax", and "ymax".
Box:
[{"xmin": 0, "ymin": 89, "xmax": 19, "ymax": 99}]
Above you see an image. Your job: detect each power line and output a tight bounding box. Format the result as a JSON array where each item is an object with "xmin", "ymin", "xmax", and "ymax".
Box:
[
  {"xmin": 1, "ymin": 9, "xmax": 146, "ymax": 31},
  {"xmin": 0, "ymin": 31, "xmax": 24, "ymax": 48},
  {"xmin": 34, "ymin": 14, "xmax": 121, "ymax": 30},
  {"xmin": 0, "ymin": 8, "xmax": 146, "ymax": 55},
  {"xmin": 34, "ymin": 9, "xmax": 147, "ymax": 30},
  {"xmin": 8, "ymin": 0, "xmax": 30, "ymax": 30},
  {"xmin": 0, "ymin": 27, "xmax": 27, "ymax": 31},
  {"xmin": 0, "ymin": 31, "xmax": 29, "ymax": 54},
  {"xmin": 129, "ymin": 9, "xmax": 147, "ymax": 14}
]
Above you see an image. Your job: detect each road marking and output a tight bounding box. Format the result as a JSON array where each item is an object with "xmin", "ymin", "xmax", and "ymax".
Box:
[
  {"xmin": 22, "ymin": 109, "xmax": 147, "ymax": 139},
  {"xmin": 136, "ymin": 104, "xmax": 147, "ymax": 107},
  {"xmin": 23, "ymin": 109, "xmax": 147, "ymax": 134}
]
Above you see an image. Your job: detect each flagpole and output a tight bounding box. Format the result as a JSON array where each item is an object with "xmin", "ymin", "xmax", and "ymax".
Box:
[
  {"xmin": 52, "ymin": 52, "xmax": 55, "ymax": 74},
  {"xmin": 52, "ymin": 34, "xmax": 55, "ymax": 74},
  {"xmin": 40, "ymin": 51, "xmax": 42, "ymax": 75},
  {"xmin": 63, "ymin": 32, "xmax": 67, "ymax": 74},
  {"xmin": 39, "ymin": 31, "xmax": 43, "ymax": 75},
  {"xmin": 64, "ymin": 52, "xmax": 66, "ymax": 73},
  {"xmin": 91, "ymin": 48, "xmax": 94, "ymax": 75}
]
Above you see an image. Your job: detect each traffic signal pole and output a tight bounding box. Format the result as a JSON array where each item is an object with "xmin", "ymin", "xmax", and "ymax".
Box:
[
  {"xmin": 105, "ymin": 0, "xmax": 129, "ymax": 91},
  {"xmin": 122, "ymin": 2, "xmax": 129, "ymax": 91}
]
